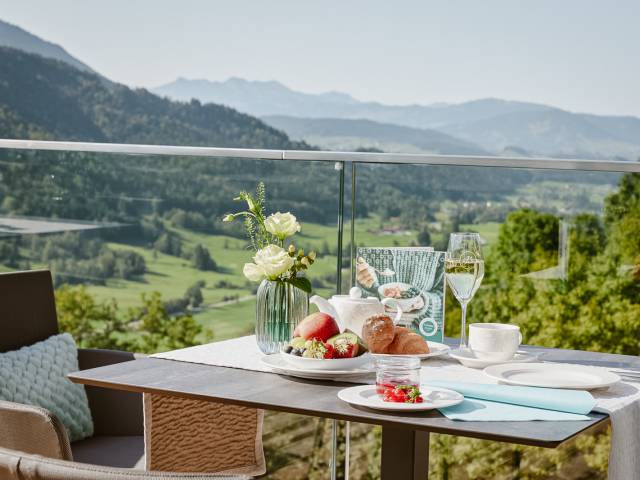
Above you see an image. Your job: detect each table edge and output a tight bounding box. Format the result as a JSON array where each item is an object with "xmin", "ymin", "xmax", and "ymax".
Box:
[{"xmin": 68, "ymin": 360, "xmax": 611, "ymax": 449}]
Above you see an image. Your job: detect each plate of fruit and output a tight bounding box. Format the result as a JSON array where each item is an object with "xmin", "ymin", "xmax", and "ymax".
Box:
[
  {"xmin": 337, "ymin": 384, "xmax": 463, "ymax": 412},
  {"xmin": 281, "ymin": 312, "xmax": 372, "ymax": 371}
]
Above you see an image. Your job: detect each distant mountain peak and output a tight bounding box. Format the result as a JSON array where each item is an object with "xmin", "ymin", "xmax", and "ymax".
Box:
[{"xmin": 0, "ymin": 18, "xmax": 96, "ymax": 74}]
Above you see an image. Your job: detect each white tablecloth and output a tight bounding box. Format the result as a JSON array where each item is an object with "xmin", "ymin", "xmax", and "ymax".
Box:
[{"xmin": 152, "ymin": 335, "xmax": 640, "ymax": 480}]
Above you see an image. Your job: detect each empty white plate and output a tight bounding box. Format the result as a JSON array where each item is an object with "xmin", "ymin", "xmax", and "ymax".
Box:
[
  {"xmin": 483, "ymin": 362, "xmax": 620, "ymax": 390},
  {"xmin": 338, "ymin": 384, "xmax": 464, "ymax": 411},
  {"xmin": 449, "ymin": 349, "xmax": 539, "ymax": 369},
  {"xmin": 261, "ymin": 354, "xmax": 374, "ymax": 381},
  {"xmin": 372, "ymin": 341, "xmax": 451, "ymax": 360}
]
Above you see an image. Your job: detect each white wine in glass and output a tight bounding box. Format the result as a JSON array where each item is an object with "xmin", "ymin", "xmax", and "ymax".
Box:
[{"xmin": 445, "ymin": 233, "xmax": 484, "ymax": 348}]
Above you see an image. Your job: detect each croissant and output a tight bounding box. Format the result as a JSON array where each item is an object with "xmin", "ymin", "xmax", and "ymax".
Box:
[{"xmin": 386, "ymin": 329, "xmax": 430, "ymax": 355}]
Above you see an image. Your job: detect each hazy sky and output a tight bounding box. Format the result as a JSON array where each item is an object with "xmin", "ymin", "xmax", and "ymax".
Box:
[{"xmin": 1, "ymin": 0, "xmax": 639, "ymax": 116}]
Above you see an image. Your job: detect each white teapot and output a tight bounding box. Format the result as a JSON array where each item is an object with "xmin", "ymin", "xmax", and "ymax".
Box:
[{"xmin": 310, "ymin": 287, "xmax": 403, "ymax": 338}]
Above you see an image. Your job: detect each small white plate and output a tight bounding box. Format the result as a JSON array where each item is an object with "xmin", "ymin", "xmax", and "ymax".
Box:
[
  {"xmin": 280, "ymin": 351, "xmax": 371, "ymax": 371},
  {"xmin": 338, "ymin": 384, "xmax": 464, "ymax": 411},
  {"xmin": 372, "ymin": 341, "xmax": 451, "ymax": 360},
  {"xmin": 449, "ymin": 349, "xmax": 539, "ymax": 369},
  {"xmin": 483, "ymin": 362, "xmax": 621, "ymax": 390},
  {"xmin": 261, "ymin": 354, "xmax": 374, "ymax": 381}
]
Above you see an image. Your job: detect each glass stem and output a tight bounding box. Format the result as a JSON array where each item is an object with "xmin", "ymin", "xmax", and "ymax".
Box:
[{"xmin": 460, "ymin": 301, "xmax": 468, "ymax": 349}]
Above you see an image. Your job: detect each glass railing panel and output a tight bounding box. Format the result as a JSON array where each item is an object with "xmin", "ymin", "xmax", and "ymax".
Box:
[
  {"xmin": 0, "ymin": 146, "xmax": 346, "ymax": 478},
  {"xmin": 347, "ymin": 161, "xmax": 635, "ymax": 479}
]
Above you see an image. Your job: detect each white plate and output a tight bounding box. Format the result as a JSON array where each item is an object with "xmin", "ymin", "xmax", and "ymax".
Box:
[
  {"xmin": 261, "ymin": 354, "xmax": 374, "ymax": 381},
  {"xmin": 372, "ymin": 341, "xmax": 451, "ymax": 360},
  {"xmin": 280, "ymin": 351, "xmax": 371, "ymax": 371},
  {"xmin": 483, "ymin": 362, "xmax": 621, "ymax": 390},
  {"xmin": 449, "ymin": 349, "xmax": 539, "ymax": 369},
  {"xmin": 338, "ymin": 384, "xmax": 464, "ymax": 411}
]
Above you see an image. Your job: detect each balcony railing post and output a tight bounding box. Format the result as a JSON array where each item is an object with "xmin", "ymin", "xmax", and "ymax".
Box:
[
  {"xmin": 350, "ymin": 162, "xmax": 357, "ymax": 288},
  {"xmin": 336, "ymin": 161, "xmax": 345, "ymax": 295}
]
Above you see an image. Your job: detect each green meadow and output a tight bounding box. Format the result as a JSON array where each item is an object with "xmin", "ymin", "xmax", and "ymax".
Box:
[{"xmin": 85, "ymin": 216, "xmax": 427, "ymax": 342}]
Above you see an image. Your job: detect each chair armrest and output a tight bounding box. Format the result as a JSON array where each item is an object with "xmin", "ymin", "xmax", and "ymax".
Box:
[
  {"xmin": 0, "ymin": 400, "xmax": 72, "ymax": 460},
  {"xmin": 77, "ymin": 349, "xmax": 145, "ymax": 437},
  {"xmin": 0, "ymin": 446, "xmax": 252, "ymax": 479}
]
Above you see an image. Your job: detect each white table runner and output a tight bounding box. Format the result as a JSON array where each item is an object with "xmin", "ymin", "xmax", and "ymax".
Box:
[{"xmin": 152, "ymin": 335, "xmax": 640, "ymax": 480}]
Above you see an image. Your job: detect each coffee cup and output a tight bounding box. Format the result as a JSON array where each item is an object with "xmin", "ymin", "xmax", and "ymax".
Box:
[{"xmin": 468, "ymin": 323, "xmax": 521, "ymax": 361}]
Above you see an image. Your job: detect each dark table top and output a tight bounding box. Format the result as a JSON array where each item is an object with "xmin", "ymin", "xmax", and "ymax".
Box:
[{"xmin": 69, "ymin": 342, "xmax": 640, "ymax": 448}]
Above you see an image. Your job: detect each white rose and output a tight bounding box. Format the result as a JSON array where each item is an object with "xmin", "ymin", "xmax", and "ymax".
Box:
[
  {"xmin": 264, "ymin": 212, "xmax": 301, "ymax": 239},
  {"xmin": 253, "ymin": 244, "xmax": 295, "ymax": 280},
  {"xmin": 243, "ymin": 262, "xmax": 265, "ymax": 282}
]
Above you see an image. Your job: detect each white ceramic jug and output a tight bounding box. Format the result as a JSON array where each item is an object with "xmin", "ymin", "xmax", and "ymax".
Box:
[{"xmin": 310, "ymin": 287, "xmax": 403, "ymax": 338}]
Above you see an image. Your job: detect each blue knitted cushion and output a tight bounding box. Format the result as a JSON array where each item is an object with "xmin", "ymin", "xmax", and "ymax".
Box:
[{"xmin": 0, "ymin": 333, "xmax": 93, "ymax": 442}]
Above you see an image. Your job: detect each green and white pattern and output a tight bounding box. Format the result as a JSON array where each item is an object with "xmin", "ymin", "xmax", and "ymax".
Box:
[{"xmin": 357, "ymin": 247, "xmax": 446, "ymax": 342}]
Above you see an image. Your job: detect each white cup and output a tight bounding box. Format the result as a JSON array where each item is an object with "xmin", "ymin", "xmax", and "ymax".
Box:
[{"xmin": 468, "ymin": 323, "xmax": 522, "ymax": 361}]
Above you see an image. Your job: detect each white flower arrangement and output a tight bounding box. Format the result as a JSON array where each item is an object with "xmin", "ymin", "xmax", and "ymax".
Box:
[{"xmin": 223, "ymin": 183, "xmax": 315, "ymax": 293}]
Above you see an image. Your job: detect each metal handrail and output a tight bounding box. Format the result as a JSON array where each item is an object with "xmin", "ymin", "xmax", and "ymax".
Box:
[{"xmin": 1, "ymin": 139, "xmax": 639, "ymax": 173}]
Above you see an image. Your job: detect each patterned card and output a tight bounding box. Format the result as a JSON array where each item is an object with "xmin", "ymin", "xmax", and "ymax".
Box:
[{"xmin": 356, "ymin": 247, "xmax": 446, "ymax": 342}]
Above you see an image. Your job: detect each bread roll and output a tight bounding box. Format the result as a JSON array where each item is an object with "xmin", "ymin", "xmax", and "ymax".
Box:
[{"xmin": 362, "ymin": 314, "xmax": 395, "ymax": 353}]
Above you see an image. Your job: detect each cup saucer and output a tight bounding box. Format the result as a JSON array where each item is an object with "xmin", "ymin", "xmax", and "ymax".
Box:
[{"xmin": 448, "ymin": 349, "xmax": 539, "ymax": 369}]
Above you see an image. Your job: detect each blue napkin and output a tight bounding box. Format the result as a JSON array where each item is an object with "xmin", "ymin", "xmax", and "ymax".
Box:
[{"xmin": 429, "ymin": 380, "xmax": 596, "ymax": 421}]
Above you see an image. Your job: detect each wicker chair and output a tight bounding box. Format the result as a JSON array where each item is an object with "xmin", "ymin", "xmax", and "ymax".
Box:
[
  {"xmin": 0, "ymin": 446, "xmax": 249, "ymax": 479},
  {"xmin": 0, "ymin": 270, "xmax": 253, "ymax": 479}
]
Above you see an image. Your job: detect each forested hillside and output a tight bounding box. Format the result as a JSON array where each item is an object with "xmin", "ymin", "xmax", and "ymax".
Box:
[
  {"xmin": 0, "ymin": 46, "xmax": 306, "ymax": 149},
  {"xmin": 0, "ymin": 19, "xmax": 95, "ymax": 73},
  {"xmin": 0, "ymin": 46, "xmax": 540, "ymax": 230}
]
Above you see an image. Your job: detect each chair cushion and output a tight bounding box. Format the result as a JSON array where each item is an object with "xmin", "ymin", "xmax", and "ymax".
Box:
[
  {"xmin": 0, "ymin": 333, "xmax": 93, "ymax": 442},
  {"xmin": 71, "ymin": 435, "xmax": 145, "ymax": 469}
]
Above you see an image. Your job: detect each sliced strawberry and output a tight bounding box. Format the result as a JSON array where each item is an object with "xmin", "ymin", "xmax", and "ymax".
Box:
[{"xmin": 323, "ymin": 343, "xmax": 335, "ymax": 359}]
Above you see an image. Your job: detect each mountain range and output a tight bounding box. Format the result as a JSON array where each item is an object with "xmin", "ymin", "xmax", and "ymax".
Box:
[
  {"xmin": 263, "ymin": 115, "xmax": 488, "ymax": 155},
  {"xmin": 1, "ymin": 17, "xmax": 639, "ymax": 161},
  {"xmin": 155, "ymin": 77, "xmax": 640, "ymax": 160}
]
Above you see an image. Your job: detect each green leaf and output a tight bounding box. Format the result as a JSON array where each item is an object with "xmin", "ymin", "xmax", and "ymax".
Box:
[{"xmin": 287, "ymin": 277, "xmax": 312, "ymax": 294}]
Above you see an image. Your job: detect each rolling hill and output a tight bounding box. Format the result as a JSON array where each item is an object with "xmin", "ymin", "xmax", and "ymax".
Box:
[
  {"xmin": 440, "ymin": 109, "xmax": 640, "ymax": 160},
  {"xmin": 262, "ymin": 115, "xmax": 488, "ymax": 155},
  {"xmin": 155, "ymin": 77, "xmax": 640, "ymax": 160},
  {"xmin": 153, "ymin": 77, "xmax": 551, "ymax": 129}
]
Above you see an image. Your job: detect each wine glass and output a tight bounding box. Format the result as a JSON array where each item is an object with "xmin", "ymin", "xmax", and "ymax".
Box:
[{"xmin": 445, "ymin": 233, "xmax": 484, "ymax": 349}]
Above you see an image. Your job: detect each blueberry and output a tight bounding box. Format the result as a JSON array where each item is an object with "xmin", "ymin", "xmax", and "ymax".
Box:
[{"xmin": 284, "ymin": 345, "xmax": 293, "ymax": 354}]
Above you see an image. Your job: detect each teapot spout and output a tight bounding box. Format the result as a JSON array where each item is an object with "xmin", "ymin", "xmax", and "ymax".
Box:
[{"xmin": 309, "ymin": 295, "xmax": 340, "ymax": 328}]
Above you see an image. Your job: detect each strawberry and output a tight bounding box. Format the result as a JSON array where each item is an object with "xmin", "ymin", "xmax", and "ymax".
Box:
[
  {"xmin": 381, "ymin": 385, "xmax": 423, "ymax": 403},
  {"xmin": 333, "ymin": 341, "xmax": 356, "ymax": 358},
  {"xmin": 323, "ymin": 343, "xmax": 335, "ymax": 359}
]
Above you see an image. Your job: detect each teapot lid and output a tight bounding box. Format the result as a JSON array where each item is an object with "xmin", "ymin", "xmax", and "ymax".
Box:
[{"xmin": 330, "ymin": 287, "xmax": 380, "ymax": 303}]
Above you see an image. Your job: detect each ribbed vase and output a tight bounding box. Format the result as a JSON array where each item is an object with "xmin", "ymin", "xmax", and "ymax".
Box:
[{"xmin": 255, "ymin": 279, "xmax": 309, "ymax": 354}]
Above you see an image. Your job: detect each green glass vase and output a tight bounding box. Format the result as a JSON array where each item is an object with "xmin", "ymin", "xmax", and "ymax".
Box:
[{"xmin": 255, "ymin": 279, "xmax": 309, "ymax": 354}]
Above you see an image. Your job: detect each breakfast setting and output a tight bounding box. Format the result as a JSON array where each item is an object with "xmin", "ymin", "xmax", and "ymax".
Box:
[{"xmin": 146, "ymin": 197, "xmax": 640, "ymax": 480}]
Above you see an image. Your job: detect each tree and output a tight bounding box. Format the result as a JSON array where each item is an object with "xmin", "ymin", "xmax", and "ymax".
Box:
[
  {"xmin": 131, "ymin": 292, "xmax": 202, "ymax": 352},
  {"xmin": 417, "ymin": 226, "xmax": 432, "ymax": 246},
  {"xmin": 56, "ymin": 285, "xmax": 124, "ymax": 350},
  {"xmin": 191, "ymin": 244, "xmax": 217, "ymax": 271},
  {"xmin": 153, "ymin": 232, "xmax": 182, "ymax": 256},
  {"xmin": 185, "ymin": 281, "xmax": 204, "ymax": 308},
  {"xmin": 56, "ymin": 287, "xmax": 203, "ymax": 354},
  {"xmin": 491, "ymin": 209, "xmax": 559, "ymax": 276}
]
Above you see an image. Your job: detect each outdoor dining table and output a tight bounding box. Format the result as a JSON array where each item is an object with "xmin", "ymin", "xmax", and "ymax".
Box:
[{"xmin": 68, "ymin": 340, "xmax": 639, "ymax": 480}]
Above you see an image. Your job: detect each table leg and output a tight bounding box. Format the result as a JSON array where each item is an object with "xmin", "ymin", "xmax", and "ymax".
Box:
[{"xmin": 381, "ymin": 427, "xmax": 429, "ymax": 480}]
